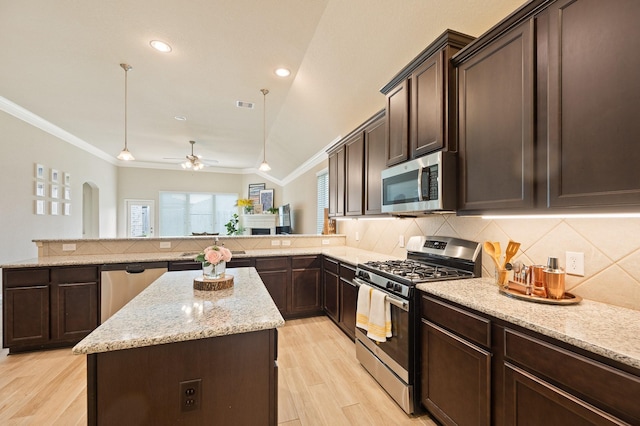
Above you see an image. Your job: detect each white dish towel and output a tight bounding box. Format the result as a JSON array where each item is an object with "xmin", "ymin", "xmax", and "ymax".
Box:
[
  {"xmin": 356, "ymin": 283, "xmax": 372, "ymax": 330},
  {"xmin": 366, "ymin": 288, "xmax": 392, "ymax": 343}
]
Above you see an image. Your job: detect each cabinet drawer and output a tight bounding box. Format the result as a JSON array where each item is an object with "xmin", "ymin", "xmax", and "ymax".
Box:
[
  {"xmin": 168, "ymin": 260, "xmax": 201, "ymax": 271},
  {"xmin": 323, "ymin": 258, "xmax": 339, "ymax": 274},
  {"xmin": 292, "ymin": 255, "xmax": 320, "ymax": 269},
  {"xmin": 421, "ymin": 295, "xmax": 490, "ymax": 349},
  {"xmin": 51, "ymin": 266, "xmax": 99, "ymax": 283},
  {"xmin": 339, "ymin": 263, "xmax": 356, "ymax": 282},
  {"xmin": 3, "ymin": 268, "xmax": 49, "ymax": 287},
  {"xmin": 227, "ymin": 258, "xmax": 255, "ymax": 268},
  {"xmin": 255, "ymin": 257, "xmax": 290, "ymax": 271},
  {"xmin": 504, "ymin": 329, "xmax": 640, "ymax": 423}
]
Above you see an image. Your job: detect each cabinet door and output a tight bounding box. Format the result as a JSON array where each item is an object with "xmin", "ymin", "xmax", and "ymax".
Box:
[
  {"xmin": 457, "ymin": 19, "xmax": 535, "ymax": 213},
  {"xmin": 545, "ymin": 0, "xmax": 640, "ymax": 209},
  {"xmin": 256, "ymin": 257, "xmax": 290, "ymax": 315},
  {"xmin": 291, "ymin": 268, "xmax": 322, "ymax": 316},
  {"xmin": 345, "ymin": 132, "xmax": 364, "ymax": 216},
  {"xmin": 421, "ymin": 320, "xmax": 491, "ymax": 426},
  {"xmin": 385, "ymin": 80, "xmax": 409, "ymax": 166},
  {"xmin": 3, "ymin": 285, "xmax": 50, "ymax": 347},
  {"xmin": 504, "ymin": 364, "xmax": 623, "ymax": 425},
  {"xmin": 323, "ymin": 260, "xmax": 339, "ymax": 323},
  {"xmin": 328, "ymin": 148, "xmax": 345, "ymax": 216},
  {"xmin": 411, "ymin": 51, "xmax": 443, "ymax": 157},
  {"xmin": 364, "ymin": 116, "xmax": 386, "ymax": 215},
  {"xmin": 338, "ymin": 263, "xmax": 357, "ymax": 341},
  {"xmin": 51, "ymin": 282, "xmax": 98, "ymax": 342}
]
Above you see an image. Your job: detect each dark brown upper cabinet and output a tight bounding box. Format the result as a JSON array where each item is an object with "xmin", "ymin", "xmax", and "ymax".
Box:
[
  {"xmin": 381, "ymin": 30, "xmax": 474, "ymax": 167},
  {"xmin": 455, "ymin": 0, "xmax": 640, "ymax": 215},
  {"xmin": 328, "ymin": 110, "xmax": 385, "ymax": 217}
]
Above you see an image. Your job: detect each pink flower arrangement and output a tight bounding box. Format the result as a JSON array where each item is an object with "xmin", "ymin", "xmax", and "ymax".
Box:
[{"xmin": 195, "ymin": 245, "xmax": 232, "ymax": 266}]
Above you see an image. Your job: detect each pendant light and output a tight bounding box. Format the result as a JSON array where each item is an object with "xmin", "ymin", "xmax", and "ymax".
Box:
[
  {"xmin": 117, "ymin": 63, "xmax": 135, "ymax": 161},
  {"xmin": 258, "ymin": 88, "xmax": 271, "ymax": 172}
]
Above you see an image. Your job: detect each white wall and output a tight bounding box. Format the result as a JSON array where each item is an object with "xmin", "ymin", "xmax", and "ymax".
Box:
[
  {"xmin": 282, "ymin": 161, "xmax": 328, "ymax": 235},
  {"xmin": 0, "ymin": 111, "xmax": 118, "ymax": 263}
]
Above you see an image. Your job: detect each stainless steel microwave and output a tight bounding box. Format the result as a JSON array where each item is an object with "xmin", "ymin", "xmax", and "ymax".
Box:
[{"xmin": 381, "ymin": 151, "xmax": 457, "ymax": 214}]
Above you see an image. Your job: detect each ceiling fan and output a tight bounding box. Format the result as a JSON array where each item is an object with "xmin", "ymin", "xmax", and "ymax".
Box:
[{"xmin": 164, "ymin": 140, "xmax": 218, "ymax": 170}]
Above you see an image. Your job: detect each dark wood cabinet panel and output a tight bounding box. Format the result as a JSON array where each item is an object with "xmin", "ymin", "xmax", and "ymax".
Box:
[
  {"xmin": 323, "ymin": 258, "xmax": 340, "ymax": 323},
  {"xmin": 545, "ymin": 0, "xmax": 640, "ymax": 209},
  {"xmin": 385, "ymin": 81, "xmax": 410, "ymax": 166},
  {"xmin": 421, "ymin": 296, "xmax": 491, "ymax": 349},
  {"xmin": 51, "ymin": 282, "xmax": 98, "ymax": 341},
  {"xmin": 457, "ymin": 19, "xmax": 535, "ymax": 213},
  {"xmin": 364, "ymin": 115, "xmax": 386, "ymax": 215},
  {"xmin": 338, "ymin": 263, "xmax": 357, "ymax": 341},
  {"xmin": 410, "ymin": 52, "xmax": 443, "ymax": 156},
  {"xmin": 421, "ymin": 319, "xmax": 491, "ymax": 426},
  {"xmin": 257, "ymin": 269, "xmax": 289, "ymax": 315},
  {"xmin": 3, "ymin": 285, "xmax": 50, "ymax": 348},
  {"xmin": 291, "ymin": 256, "xmax": 322, "ymax": 316},
  {"xmin": 345, "ymin": 132, "xmax": 364, "ymax": 216},
  {"xmin": 328, "ymin": 147, "xmax": 345, "ymax": 217}
]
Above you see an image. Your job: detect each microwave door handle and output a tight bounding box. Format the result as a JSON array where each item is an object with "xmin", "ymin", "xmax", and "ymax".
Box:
[{"xmin": 417, "ymin": 167, "xmax": 424, "ymax": 201}]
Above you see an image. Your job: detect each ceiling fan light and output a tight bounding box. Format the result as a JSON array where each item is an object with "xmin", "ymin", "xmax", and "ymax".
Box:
[
  {"xmin": 259, "ymin": 161, "xmax": 271, "ymax": 172},
  {"xmin": 117, "ymin": 148, "xmax": 135, "ymax": 161}
]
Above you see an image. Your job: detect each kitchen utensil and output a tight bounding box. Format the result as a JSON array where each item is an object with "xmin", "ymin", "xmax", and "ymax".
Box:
[
  {"xmin": 504, "ymin": 241, "xmax": 521, "ymax": 266},
  {"xmin": 493, "ymin": 242, "xmax": 502, "ymax": 265},
  {"xmin": 483, "ymin": 241, "xmax": 502, "ymax": 269},
  {"xmin": 512, "ymin": 261, "xmax": 523, "ymax": 282}
]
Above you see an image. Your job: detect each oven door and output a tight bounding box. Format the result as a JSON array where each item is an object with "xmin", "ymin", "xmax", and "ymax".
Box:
[{"xmin": 354, "ymin": 280, "xmax": 410, "ymax": 381}]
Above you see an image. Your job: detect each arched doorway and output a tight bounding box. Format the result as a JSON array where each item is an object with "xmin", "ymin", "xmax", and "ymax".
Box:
[{"xmin": 83, "ymin": 182, "xmax": 99, "ymax": 238}]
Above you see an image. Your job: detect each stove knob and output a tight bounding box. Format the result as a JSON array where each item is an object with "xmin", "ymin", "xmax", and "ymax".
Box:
[
  {"xmin": 394, "ymin": 284, "xmax": 401, "ymax": 292},
  {"xmin": 386, "ymin": 282, "xmax": 393, "ymax": 290}
]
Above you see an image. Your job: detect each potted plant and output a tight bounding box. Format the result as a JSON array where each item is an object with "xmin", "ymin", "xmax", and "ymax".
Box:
[{"xmin": 237, "ymin": 198, "xmax": 254, "ymax": 214}]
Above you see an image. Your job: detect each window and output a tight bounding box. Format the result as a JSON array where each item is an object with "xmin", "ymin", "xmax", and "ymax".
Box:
[
  {"xmin": 159, "ymin": 192, "xmax": 237, "ymax": 236},
  {"xmin": 317, "ymin": 169, "xmax": 329, "ymax": 234}
]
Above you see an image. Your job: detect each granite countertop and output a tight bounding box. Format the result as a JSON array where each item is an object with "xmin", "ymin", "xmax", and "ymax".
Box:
[
  {"xmin": 72, "ymin": 268, "xmax": 285, "ymax": 355},
  {"xmin": 1, "ymin": 246, "xmax": 397, "ymax": 268},
  {"xmin": 416, "ymin": 278, "xmax": 640, "ymax": 371}
]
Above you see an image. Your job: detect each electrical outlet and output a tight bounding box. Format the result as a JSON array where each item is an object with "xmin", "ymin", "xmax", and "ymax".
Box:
[
  {"xmin": 180, "ymin": 379, "xmax": 201, "ymax": 412},
  {"xmin": 271, "ymin": 240, "xmax": 281, "ymax": 246},
  {"xmin": 282, "ymin": 240, "xmax": 291, "ymax": 246},
  {"xmin": 62, "ymin": 243, "xmax": 76, "ymax": 251},
  {"xmin": 322, "ymin": 239, "xmax": 330, "ymax": 245},
  {"xmin": 399, "ymin": 235, "xmax": 405, "ymax": 248},
  {"xmin": 566, "ymin": 251, "xmax": 585, "ymax": 276},
  {"xmin": 355, "ymin": 232, "xmax": 360, "ymax": 241},
  {"xmin": 159, "ymin": 241, "xmax": 171, "ymax": 249}
]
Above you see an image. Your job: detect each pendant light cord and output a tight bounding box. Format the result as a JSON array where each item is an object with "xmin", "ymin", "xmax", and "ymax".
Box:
[
  {"xmin": 261, "ymin": 88, "xmax": 269, "ymax": 164},
  {"xmin": 121, "ymin": 63, "xmax": 132, "ymax": 150}
]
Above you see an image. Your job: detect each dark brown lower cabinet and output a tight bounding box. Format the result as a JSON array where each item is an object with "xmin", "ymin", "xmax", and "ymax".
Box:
[
  {"xmin": 3, "ymin": 266, "xmax": 98, "ymax": 353},
  {"xmin": 291, "ymin": 256, "xmax": 322, "ymax": 316},
  {"xmin": 338, "ymin": 263, "xmax": 357, "ymax": 340},
  {"xmin": 419, "ymin": 292, "xmax": 640, "ymax": 425},
  {"xmin": 88, "ymin": 329, "xmax": 278, "ymax": 425},
  {"xmin": 420, "ymin": 320, "xmax": 491, "ymax": 426},
  {"xmin": 323, "ymin": 257, "xmax": 340, "ymax": 322}
]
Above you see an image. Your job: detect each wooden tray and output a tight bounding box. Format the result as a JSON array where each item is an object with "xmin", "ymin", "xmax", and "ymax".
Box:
[
  {"xmin": 499, "ymin": 287, "xmax": 582, "ymax": 305},
  {"xmin": 194, "ymin": 274, "xmax": 234, "ymax": 291}
]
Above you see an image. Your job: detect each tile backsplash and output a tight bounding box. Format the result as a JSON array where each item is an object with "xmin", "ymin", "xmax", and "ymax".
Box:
[{"xmin": 338, "ymin": 215, "xmax": 640, "ymax": 311}]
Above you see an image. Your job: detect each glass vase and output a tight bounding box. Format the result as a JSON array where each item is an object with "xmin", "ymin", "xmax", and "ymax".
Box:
[{"xmin": 202, "ymin": 261, "xmax": 226, "ymax": 279}]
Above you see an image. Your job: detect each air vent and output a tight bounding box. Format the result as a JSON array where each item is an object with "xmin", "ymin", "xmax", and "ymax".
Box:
[{"xmin": 236, "ymin": 101, "xmax": 254, "ymax": 109}]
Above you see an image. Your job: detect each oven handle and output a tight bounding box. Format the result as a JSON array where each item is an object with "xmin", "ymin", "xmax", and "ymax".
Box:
[{"xmin": 353, "ymin": 277, "xmax": 409, "ymax": 312}]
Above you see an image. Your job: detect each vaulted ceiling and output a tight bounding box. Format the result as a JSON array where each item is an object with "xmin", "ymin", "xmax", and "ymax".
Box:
[{"xmin": 0, "ymin": 0, "xmax": 525, "ymax": 182}]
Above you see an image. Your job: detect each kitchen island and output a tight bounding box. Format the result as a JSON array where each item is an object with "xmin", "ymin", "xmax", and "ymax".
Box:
[{"xmin": 72, "ymin": 268, "xmax": 284, "ymax": 425}]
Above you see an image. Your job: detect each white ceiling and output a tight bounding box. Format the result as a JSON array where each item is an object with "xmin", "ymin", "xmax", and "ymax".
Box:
[{"xmin": 0, "ymin": 0, "xmax": 526, "ymax": 182}]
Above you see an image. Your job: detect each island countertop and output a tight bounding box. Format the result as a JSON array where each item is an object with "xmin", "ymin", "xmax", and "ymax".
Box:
[
  {"xmin": 417, "ymin": 278, "xmax": 640, "ymax": 371},
  {"xmin": 72, "ymin": 268, "xmax": 285, "ymax": 355}
]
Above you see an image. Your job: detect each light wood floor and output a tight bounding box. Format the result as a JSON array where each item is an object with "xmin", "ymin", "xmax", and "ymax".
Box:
[{"xmin": 0, "ymin": 316, "xmax": 436, "ymax": 425}]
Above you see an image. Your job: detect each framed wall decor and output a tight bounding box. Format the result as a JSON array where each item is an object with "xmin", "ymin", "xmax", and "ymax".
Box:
[
  {"xmin": 259, "ymin": 189, "xmax": 274, "ymax": 211},
  {"xmin": 51, "ymin": 184, "xmax": 59, "ymax": 199},
  {"xmin": 249, "ymin": 183, "xmax": 266, "ymax": 205},
  {"xmin": 64, "ymin": 187, "xmax": 71, "ymax": 200},
  {"xmin": 35, "ymin": 163, "xmax": 45, "ymax": 180},
  {"xmin": 35, "ymin": 181, "xmax": 45, "ymax": 197},
  {"xmin": 63, "ymin": 172, "xmax": 71, "ymax": 186},
  {"xmin": 63, "ymin": 203, "xmax": 71, "ymax": 216},
  {"xmin": 35, "ymin": 200, "xmax": 45, "ymax": 215},
  {"xmin": 50, "ymin": 169, "xmax": 59, "ymax": 183},
  {"xmin": 51, "ymin": 201, "xmax": 59, "ymax": 215}
]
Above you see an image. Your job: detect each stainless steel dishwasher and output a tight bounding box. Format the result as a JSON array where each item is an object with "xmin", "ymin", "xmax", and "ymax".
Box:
[{"xmin": 100, "ymin": 262, "xmax": 168, "ymax": 323}]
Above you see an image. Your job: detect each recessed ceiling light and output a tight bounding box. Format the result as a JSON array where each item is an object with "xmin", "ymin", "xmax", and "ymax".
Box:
[
  {"xmin": 275, "ymin": 68, "xmax": 291, "ymax": 77},
  {"xmin": 174, "ymin": 116, "xmax": 187, "ymax": 121},
  {"xmin": 150, "ymin": 40, "xmax": 172, "ymax": 53}
]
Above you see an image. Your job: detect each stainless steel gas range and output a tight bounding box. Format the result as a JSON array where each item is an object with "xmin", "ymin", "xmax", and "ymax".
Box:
[{"xmin": 353, "ymin": 236, "xmax": 482, "ymax": 414}]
